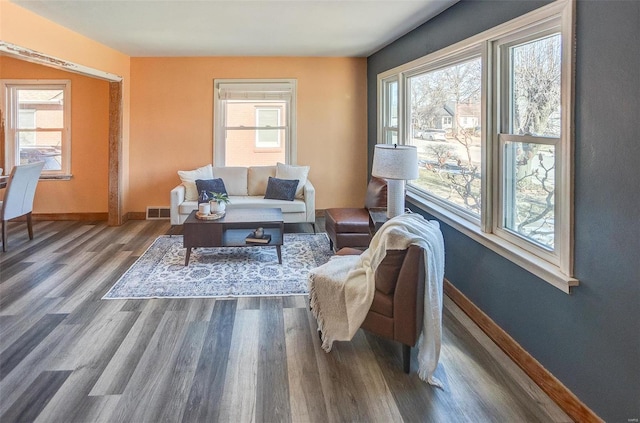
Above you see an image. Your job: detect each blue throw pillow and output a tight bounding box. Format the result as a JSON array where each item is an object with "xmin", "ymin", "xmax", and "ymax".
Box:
[
  {"xmin": 264, "ymin": 177, "xmax": 299, "ymax": 201},
  {"xmin": 195, "ymin": 178, "xmax": 227, "ymax": 199}
]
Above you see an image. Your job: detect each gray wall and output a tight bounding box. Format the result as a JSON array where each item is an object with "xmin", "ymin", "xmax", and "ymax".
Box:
[{"xmin": 367, "ymin": 1, "xmax": 640, "ymax": 420}]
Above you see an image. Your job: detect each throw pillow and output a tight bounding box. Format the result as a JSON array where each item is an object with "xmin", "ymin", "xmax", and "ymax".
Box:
[
  {"xmin": 275, "ymin": 162, "xmax": 309, "ymax": 199},
  {"xmin": 365, "ymin": 176, "xmax": 388, "ymax": 209},
  {"xmin": 264, "ymin": 177, "xmax": 299, "ymax": 201},
  {"xmin": 195, "ymin": 178, "xmax": 228, "ymax": 200},
  {"xmin": 178, "ymin": 164, "xmax": 214, "ymax": 201}
]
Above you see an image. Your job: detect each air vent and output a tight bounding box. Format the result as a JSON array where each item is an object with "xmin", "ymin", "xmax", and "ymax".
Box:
[{"xmin": 146, "ymin": 207, "xmax": 171, "ymax": 220}]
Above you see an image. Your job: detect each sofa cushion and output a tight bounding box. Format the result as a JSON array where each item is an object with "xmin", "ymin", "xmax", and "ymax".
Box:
[
  {"xmin": 177, "ymin": 164, "xmax": 214, "ymax": 201},
  {"xmin": 276, "ymin": 162, "xmax": 309, "ymax": 199},
  {"xmin": 212, "ymin": 166, "xmax": 248, "ymax": 196},
  {"xmin": 365, "ymin": 176, "xmax": 388, "ymax": 210},
  {"xmin": 248, "ymin": 166, "xmax": 276, "ymax": 196},
  {"xmin": 264, "ymin": 177, "xmax": 298, "ymax": 201},
  {"xmin": 195, "ymin": 178, "xmax": 227, "ymax": 199},
  {"xmin": 230, "ymin": 196, "xmax": 307, "ymax": 213},
  {"xmin": 178, "ymin": 197, "xmax": 306, "ymax": 216},
  {"xmin": 375, "ymin": 249, "xmax": 407, "ymax": 295}
]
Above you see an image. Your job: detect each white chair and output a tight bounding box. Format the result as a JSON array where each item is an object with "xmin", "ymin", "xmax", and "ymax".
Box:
[{"xmin": 1, "ymin": 162, "xmax": 45, "ymax": 252}]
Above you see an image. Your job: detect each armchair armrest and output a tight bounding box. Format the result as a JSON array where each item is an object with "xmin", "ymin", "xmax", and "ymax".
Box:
[
  {"xmin": 170, "ymin": 184, "xmax": 186, "ymax": 225},
  {"xmin": 303, "ymin": 179, "xmax": 316, "ymax": 223}
]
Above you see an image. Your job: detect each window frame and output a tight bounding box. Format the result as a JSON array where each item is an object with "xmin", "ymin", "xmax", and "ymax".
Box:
[
  {"xmin": 213, "ymin": 79, "xmax": 297, "ymax": 167},
  {"xmin": 376, "ymin": 0, "xmax": 576, "ymax": 293},
  {"xmin": 1, "ymin": 79, "xmax": 72, "ymax": 179}
]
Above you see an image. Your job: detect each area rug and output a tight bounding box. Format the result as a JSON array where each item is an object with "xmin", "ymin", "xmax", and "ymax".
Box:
[{"xmin": 103, "ymin": 233, "xmax": 334, "ymax": 299}]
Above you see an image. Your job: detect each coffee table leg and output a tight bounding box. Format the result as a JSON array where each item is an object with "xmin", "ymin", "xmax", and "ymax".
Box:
[
  {"xmin": 185, "ymin": 247, "xmax": 191, "ymax": 266},
  {"xmin": 276, "ymin": 245, "xmax": 282, "ymax": 264}
]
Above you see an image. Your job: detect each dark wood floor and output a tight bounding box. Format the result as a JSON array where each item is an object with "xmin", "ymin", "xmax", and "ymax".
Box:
[{"xmin": 0, "ymin": 219, "xmax": 571, "ymax": 423}]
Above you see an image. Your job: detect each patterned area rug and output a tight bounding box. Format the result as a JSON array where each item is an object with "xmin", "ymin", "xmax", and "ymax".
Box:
[{"xmin": 103, "ymin": 233, "xmax": 334, "ymax": 299}]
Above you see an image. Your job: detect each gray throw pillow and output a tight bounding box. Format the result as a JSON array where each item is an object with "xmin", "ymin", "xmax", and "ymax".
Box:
[
  {"xmin": 264, "ymin": 177, "xmax": 299, "ymax": 201},
  {"xmin": 195, "ymin": 178, "xmax": 227, "ymax": 198}
]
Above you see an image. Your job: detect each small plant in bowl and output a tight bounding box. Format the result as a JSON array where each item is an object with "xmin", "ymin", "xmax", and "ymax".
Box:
[{"xmin": 209, "ymin": 191, "xmax": 230, "ymax": 213}]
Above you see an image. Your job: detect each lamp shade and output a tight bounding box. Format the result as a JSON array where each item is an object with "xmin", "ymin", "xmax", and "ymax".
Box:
[{"xmin": 371, "ymin": 144, "xmax": 419, "ymax": 180}]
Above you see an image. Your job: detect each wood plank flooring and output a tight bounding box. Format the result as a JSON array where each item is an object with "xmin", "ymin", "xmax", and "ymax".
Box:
[{"xmin": 0, "ymin": 219, "xmax": 572, "ymax": 422}]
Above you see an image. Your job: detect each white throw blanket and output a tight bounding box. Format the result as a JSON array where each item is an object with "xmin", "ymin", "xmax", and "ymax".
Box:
[{"xmin": 308, "ymin": 213, "xmax": 445, "ymax": 386}]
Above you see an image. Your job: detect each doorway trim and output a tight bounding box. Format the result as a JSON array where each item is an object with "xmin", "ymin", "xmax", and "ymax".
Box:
[{"xmin": 0, "ymin": 41, "xmax": 124, "ymax": 225}]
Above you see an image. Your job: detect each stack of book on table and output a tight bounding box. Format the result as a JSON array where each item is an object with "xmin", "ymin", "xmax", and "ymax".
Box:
[{"xmin": 245, "ymin": 232, "xmax": 271, "ymax": 244}]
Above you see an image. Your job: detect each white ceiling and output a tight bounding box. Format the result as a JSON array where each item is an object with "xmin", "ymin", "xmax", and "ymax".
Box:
[{"xmin": 11, "ymin": 0, "xmax": 458, "ymax": 57}]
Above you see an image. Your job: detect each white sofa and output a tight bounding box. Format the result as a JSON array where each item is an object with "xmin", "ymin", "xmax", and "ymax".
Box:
[{"xmin": 170, "ymin": 164, "xmax": 316, "ymax": 230}]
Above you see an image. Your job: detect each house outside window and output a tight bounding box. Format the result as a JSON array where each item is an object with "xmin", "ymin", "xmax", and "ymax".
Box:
[
  {"xmin": 2, "ymin": 80, "xmax": 71, "ymax": 178},
  {"xmin": 255, "ymin": 107, "xmax": 282, "ymax": 148},
  {"xmin": 214, "ymin": 79, "xmax": 296, "ymax": 167},
  {"xmin": 376, "ymin": 0, "xmax": 576, "ymax": 292}
]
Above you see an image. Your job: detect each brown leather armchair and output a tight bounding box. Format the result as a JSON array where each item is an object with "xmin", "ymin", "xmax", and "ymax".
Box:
[
  {"xmin": 337, "ymin": 245, "xmax": 425, "ymax": 373},
  {"xmin": 324, "ymin": 177, "xmax": 387, "ymax": 251}
]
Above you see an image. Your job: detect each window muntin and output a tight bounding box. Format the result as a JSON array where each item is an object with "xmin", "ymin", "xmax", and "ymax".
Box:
[
  {"xmin": 3, "ymin": 81, "xmax": 71, "ymax": 177},
  {"xmin": 407, "ymin": 56, "xmax": 482, "ymax": 218},
  {"xmin": 376, "ymin": 1, "xmax": 575, "ymax": 291},
  {"xmin": 214, "ymin": 80, "xmax": 296, "ymax": 167}
]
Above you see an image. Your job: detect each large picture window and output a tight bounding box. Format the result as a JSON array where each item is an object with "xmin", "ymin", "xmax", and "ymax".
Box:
[
  {"xmin": 377, "ymin": 1, "xmax": 576, "ymax": 292},
  {"xmin": 214, "ymin": 80, "xmax": 296, "ymax": 167},
  {"xmin": 2, "ymin": 80, "xmax": 71, "ymax": 177}
]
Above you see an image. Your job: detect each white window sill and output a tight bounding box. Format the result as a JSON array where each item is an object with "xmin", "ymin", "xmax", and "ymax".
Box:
[
  {"xmin": 40, "ymin": 174, "xmax": 72, "ymax": 181},
  {"xmin": 406, "ymin": 192, "xmax": 578, "ymax": 294}
]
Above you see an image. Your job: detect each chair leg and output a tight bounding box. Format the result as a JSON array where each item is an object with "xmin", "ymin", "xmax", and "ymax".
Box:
[
  {"xmin": 311, "ymin": 222, "xmax": 316, "ymax": 233},
  {"xmin": 2, "ymin": 220, "xmax": 6, "ymax": 252},
  {"xmin": 27, "ymin": 212, "xmax": 34, "ymax": 240},
  {"xmin": 402, "ymin": 344, "xmax": 411, "ymax": 373}
]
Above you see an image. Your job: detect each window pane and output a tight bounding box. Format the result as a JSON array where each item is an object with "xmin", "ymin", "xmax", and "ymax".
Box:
[
  {"xmin": 223, "ymin": 100, "xmax": 287, "ymax": 165},
  {"xmin": 408, "ymin": 57, "xmax": 482, "ymax": 216},
  {"xmin": 509, "ymin": 33, "xmax": 561, "ymax": 137},
  {"xmin": 225, "ymin": 129, "xmax": 286, "ymax": 166},
  {"xmin": 502, "ymin": 141, "xmax": 555, "ymax": 249},
  {"xmin": 385, "ymin": 130, "xmax": 398, "ymax": 145},
  {"xmin": 225, "ymin": 100, "xmax": 287, "ymax": 127},
  {"xmin": 16, "ymin": 88, "xmax": 65, "ymax": 172},
  {"xmin": 387, "ymin": 81, "xmax": 398, "ymax": 128},
  {"xmin": 19, "ymin": 131, "xmax": 62, "ymax": 170}
]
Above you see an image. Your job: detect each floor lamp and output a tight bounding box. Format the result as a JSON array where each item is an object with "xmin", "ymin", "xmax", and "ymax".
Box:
[{"xmin": 371, "ymin": 144, "xmax": 418, "ymax": 218}]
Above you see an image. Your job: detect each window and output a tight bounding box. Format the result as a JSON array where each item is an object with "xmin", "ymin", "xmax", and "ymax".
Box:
[
  {"xmin": 380, "ymin": 78, "xmax": 399, "ymax": 144},
  {"xmin": 496, "ymin": 30, "xmax": 563, "ymax": 262},
  {"xmin": 377, "ymin": 1, "xmax": 576, "ymax": 292},
  {"xmin": 2, "ymin": 80, "xmax": 71, "ymax": 178},
  {"xmin": 214, "ymin": 80, "xmax": 296, "ymax": 167}
]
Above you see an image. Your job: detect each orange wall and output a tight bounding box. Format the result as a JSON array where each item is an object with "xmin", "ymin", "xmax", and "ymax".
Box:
[
  {"xmin": 0, "ymin": 0, "xmax": 132, "ymax": 214},
  {"xmin": 2, "ymin": 1, "xmax": 369, "ymax": 215},
  {"xmin": 0, "ymin": 56, "xmax": 110, "ymax": 213},
  {"xmin": 130, "ymin": 57, "xmax": 368, "ymax": 211}
]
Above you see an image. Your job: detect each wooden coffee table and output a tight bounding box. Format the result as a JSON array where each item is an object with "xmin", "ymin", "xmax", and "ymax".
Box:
[{"xmin": 182, "ymin": 208, "xmax": 284, "ymax": 266}]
